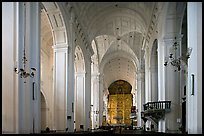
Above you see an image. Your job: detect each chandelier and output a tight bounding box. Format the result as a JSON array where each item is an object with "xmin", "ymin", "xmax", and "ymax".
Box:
[
  {"xmin": 164, "ymin": 37, "xmax": 192, "ymax": 72},
  {"xmin": 14, "ymin": 3, "xmax": 36, "ymax": 83}
]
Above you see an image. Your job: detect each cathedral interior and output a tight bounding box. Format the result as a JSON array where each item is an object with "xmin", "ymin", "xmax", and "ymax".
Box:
[{"xmin": 2, "ymin": 2, "xmax": 202, "ymax": 134}]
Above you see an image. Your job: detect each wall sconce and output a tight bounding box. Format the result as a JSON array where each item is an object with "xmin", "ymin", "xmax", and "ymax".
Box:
[
  {"xmin": 164, "ymin": 37, "xmax": 192, "ymax": 72},
  {"xmin": 14, "ymin": 2, "xmax": 36, "ymax": 83}
]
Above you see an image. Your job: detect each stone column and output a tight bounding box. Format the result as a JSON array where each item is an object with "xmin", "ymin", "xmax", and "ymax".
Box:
[
  {"xmin": 75, "ymin": 72, "xmax": 86, "ymax": 131},
  {"xmin": 132, "ymin": 73, "xmax": 137, "ymax": 107},
  {"xmin": 157, "ymin": 37, "xmax": 166, "ymax": 132},
  {"xmin": 66, "ymin": 11, "xmax": 75, "ymax": 132},
  {"xmin": 144, "ymin": 47, "xmax": 151, "ymax": 103},
  {"xmin": 132, "ymin": 92, "xmax": 136, "ymax": 107},
  {"xmin": 27, "ymin": 3, "xmax": 41, "ymax": 133},
  {"xmin": 136, "ymin": 69, "xmax": 145, "ymax": 127},
  {"xmin": 92, "ymin": 73, "xmax": 100, "ymax": 129},
  {"xmin": 103, "ymin": 93, "xmax": 108, "ymax": 125},
  {"xmin": 99, "ymin": 75, "xmax": 104, "ymax": 127},
  {"xmin": 187, "ymin": 2, "xmax": 202, "ymax": 134},
  {"xmin": 2, "ymin": 2, "xmax": 21, "ymax": 133},
  {"xmin": 53, "ymin": 45, "xmax": 69, "ymax": 131},
  {"xmin": 84, "ymin": 58, "xmax": 92, "ymax": 131},
  {"xmin": 162, "ymin": 34, "xmax": 182, "ymax": 133},
  {"xmin": 14, "ymin": 2, "xmax": 41, "ymax": 133},
  {"xmin": 144, "ymin": 47, "xmax": 151, "ymax": 130},
  {"xmin": 150, "ymin": 53, "xmax": 158, "ymax": 102}
]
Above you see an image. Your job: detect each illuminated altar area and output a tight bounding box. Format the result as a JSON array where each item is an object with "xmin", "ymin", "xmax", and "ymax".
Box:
[{"xmin": 107, "ymin": 80, "xmax": 133, "ymax": 126}]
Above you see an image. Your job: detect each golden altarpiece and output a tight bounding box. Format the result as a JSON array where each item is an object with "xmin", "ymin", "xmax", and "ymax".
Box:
[{"xmin": 107, "ymin": 80, "xmax": 133, "ymax": 126}]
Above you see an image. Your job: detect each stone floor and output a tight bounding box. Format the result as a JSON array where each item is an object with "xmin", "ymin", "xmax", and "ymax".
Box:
[{"xmin": 40, "ymin": 129, "xmax": 181, "ymax": 134}]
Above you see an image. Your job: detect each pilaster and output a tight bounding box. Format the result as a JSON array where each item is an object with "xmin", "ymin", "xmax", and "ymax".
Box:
[{"xmin": 53, "ymin": 44, "xmax": 69, "ymax": 131}]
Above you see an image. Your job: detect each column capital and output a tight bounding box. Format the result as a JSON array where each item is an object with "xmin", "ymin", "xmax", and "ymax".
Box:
[
  {"xmin": 52, "ymin": 43, "xmax": 69, "ymax": 50},
  {"xmin": 75, "ymin": 71, "xmax": 86, "ymax": 76}
]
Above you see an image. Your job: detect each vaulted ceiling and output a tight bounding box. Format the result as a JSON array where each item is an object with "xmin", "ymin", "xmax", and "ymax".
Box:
[
  {"xmin": 41, "ymin": 2, "xmax": 157, "ymax": 90},
  {"xmin": 70, "ymin": 2, "xmax": 156, "ymax": 88}
]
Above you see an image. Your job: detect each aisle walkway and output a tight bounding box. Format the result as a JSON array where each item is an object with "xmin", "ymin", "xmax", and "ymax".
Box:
[{"xmin": 40, "ymin": 129, "xmax": 180, "ymax": 134}]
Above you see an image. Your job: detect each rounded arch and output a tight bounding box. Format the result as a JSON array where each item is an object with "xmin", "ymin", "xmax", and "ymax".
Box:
[
  {"xmin": 108, "ymin": 80, "xmax": 132, "ymax": 95},
  {"xmin": 74, "ymin": 45, "xmax": 85, "ymax": 73},
  {"xmin": 150, "ymin": 39, "xmax": 158, "ymax": 66},
  {"xmin": 42, "ymin": 2, "xmax": 67, "ymax": 46},
  {"xmin": 161, "ymin": 2, "xmax": 186, "ymax": 38}
]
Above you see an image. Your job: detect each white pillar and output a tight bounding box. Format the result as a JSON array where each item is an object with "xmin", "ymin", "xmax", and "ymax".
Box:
[
  {"xmin": 144, "ymin": 47, "xmax": 151, "ymax": 130},
  {"xmin": 162, "ymin": 35, "xmax": 182, "ymax": 133},
  {"xmin": 92, "ymin": 73, "xmax": 100, "ymax": 129},
  {"xmin": 132, "ymin": 93, "xmax": 136, "ymax": 107},
  {"xmin": 66, "ymin": 13, "xmax": 76, "ymax": 132},
  {"xmin": 150, "ymin": 51, "xmax": 158, "ymax": 102},
  {"xmin": 53, "ymin": 45, "xmax": 69, "ymax": 131},
  {"xmin": 75, "ymin": 72, "xmax": 86, "ymax": 131},
  {"xmin": 84, "ymin": 59, "xmax": 92, "ymax": 130},
  {"xmin": 136, "ymin": 69, "xmax": 145, "ymax": 127},
  {"xmin": 103, "ymin": 93, "xmax": 108, "ymax": 125},
  {"xmin": 144, "ymin": 47, "xmax": 151, "ymax": 103},
  {"xmin": 27, "ymin": 2, "xmax": 41, "ymax": 133},
  {"xmin": 104, "ymin": 94, "xmax": 109, "ymax": 125},
  {"xmin": 157, "ymin": 38, "xmax": 166, "ymax": 132},
  {"xmin": 187, "ymin": 2, "xmax": 202, "ymax": 134},
  {"xmin": 2, "ymin": 2, "xmax": 19, "ymax": 133},
  {"xmin": 10, "ymin": 2, "xmax": 41, "ymax": 133},
  {"xmin": 99, "ymin": 75, "xmax": 104, "ymax": 127},
  {"xmin": 132, "ymin": 73, "xmax": 137, "ymax": 107}
]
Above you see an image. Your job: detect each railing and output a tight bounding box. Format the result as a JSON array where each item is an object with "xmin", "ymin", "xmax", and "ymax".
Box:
[{"xmin": 143, "ymin": 101, "xmax": 171, "ymax": 111}]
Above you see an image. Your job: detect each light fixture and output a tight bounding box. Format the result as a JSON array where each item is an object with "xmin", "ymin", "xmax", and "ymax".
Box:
[
  {"xmin": 164, "ymin": 37, "xmax": 192, "ymax": 72},
  {"xmin": 14, "ymin": 3, "xmax": 36, "ymax": 83}
]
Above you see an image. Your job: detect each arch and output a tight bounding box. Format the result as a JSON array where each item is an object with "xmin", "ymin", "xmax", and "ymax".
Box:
[
  {"xmin": 41, "ymin": 2, "xmax": 69, "ymax": 131},
  {"xmin": 108, "ymin": 80, "xmax": 132, "ymax": 95},
  {"xmin": 94, "ymin": 31, "xmax": 143, "ymax": 64},
  {"xmin": 74, "ymin": 45, "xmax": 85, "ymax": 73},
  {"xmin": 41, "ymin": 2, "xmax": 67, "ymax": 46},
  {"xmin": 161, "ymin": 2, "xmax": 186, "ymax": 38}
]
